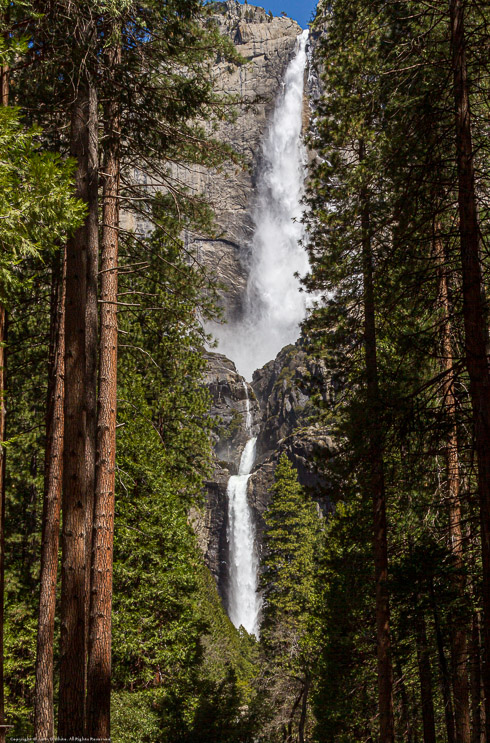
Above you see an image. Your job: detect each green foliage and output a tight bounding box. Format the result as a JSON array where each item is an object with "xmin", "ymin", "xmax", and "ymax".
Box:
[
  {"xmin": 313, "ymin": 496, "xmax": 377, "ymax": 741},
  {"xmin": 224, "ymin": 410, "xmax": 243, "ymax": 442},
  {"xmin": 2, "ymin": 3, "xmax": 244, "ymax": 736},
  {"xmin": 110, "ymin": 201, "xmax": 264, "ymax": 742},
  {"xmin": 0, "ymin": 101, "xmax": 82, "ymax": 732},
  {"xmin": 260, "ymin": 454, "xmax": 322, "ymax": 741},
  {"xmin": 262, "ymin": 455, "xmax": 320, "ymax": 624},
  {"xmin": 0, "ymin": 107, "xmax": 84, "ymax": 303},
  {"xmin": 304, "ymin": 0, "xmax": 490, "ymax": 738}
]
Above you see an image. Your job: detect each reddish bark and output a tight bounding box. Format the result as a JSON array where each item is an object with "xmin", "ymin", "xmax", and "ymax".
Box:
[
  {"xmin": 34, "ymin": 254, "xmax": 66, "ymax": 740},
  {"xmin": 58, "ymin": 83, "xmax": 93, "ymax": 738},
  {"xmin": 86, "ymin": 42, "xmax": 121, "ymax": 740}
]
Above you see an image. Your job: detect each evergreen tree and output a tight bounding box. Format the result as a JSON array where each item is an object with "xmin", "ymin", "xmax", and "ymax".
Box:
[
  {"xmin": 0, "ymin": 101, "xmax": 83, "ymax": 736},
  {"xmin": 261, "ymin": 454, "xmax": 321, "ymax": 743},
  {"xmin": 303, "ymin": 0, "xmax": 489, "ymax": 739}
]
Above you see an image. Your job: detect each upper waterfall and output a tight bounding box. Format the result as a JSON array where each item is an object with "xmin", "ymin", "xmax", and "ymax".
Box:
[{"xmin": 215, "ymin": 30, "xmax": 310, "ymax": 380}]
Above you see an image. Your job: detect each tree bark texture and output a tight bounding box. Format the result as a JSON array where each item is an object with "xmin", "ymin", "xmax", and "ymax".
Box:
[
  {"xmin": 0, "ymin": 307, "xmax": 6, "ymax": 743},
  {"xmin": 84, "ymin": 76, "xmax": 99, "ymax": 704},
  {"xmin": 449, "ymin": 2, "xmax": 490, "ymax": 737},
  {"xmin": 86, "ymin": 42, "xmax": 121, "ymax": 740},
  {"xmin": 360, "ymin": 140, "xmax": 395, "ymax": 743},
  {"xmin": 34, "ymin": 253, "xmax": 66, "ymax": 741},
  {"xmin": 58, "ymin": 86, "xmax": 91, "ymax": 739},
  {"xmin": 435, "ymin": 228, "xmax": 471, "ymax": 743}
]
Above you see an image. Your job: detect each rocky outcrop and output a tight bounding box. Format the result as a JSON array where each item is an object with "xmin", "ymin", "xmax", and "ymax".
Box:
[
  {"xmin": 120, "ymin": 3, "xmax": 303, "ymax": 323},
  {"xmin": 246, "ymin": 343, "xmax": 335, "ymax": 555},
  {"xmin": 200, "ymin": 342, "xmax": 335, "ymax": 596},
  {"xmin": 251, "ymin": 343, "xmax": 333, "ymax": 459},
  {"xmin": 204, "ymin": 351, "xmax": 260, "ymax": 469},
  {"xmin": 193, "ymin": 351, "xmax": 259, "ymax": 592}
]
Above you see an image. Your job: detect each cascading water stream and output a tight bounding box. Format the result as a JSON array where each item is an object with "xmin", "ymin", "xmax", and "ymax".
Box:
[
  {"xmin": 216, "ymin": 29, "xmax": 310, "ymax": 382},
  {"xmin": 223, "ymin": 31, "xmax": 310, "ymax": 635},
  {"xmin": 226, "ymin": 384, "xmax": 261, "ymax": 636}
]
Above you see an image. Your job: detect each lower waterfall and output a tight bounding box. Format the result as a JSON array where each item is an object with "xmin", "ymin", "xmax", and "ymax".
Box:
[
  {"xmin": 226, "ymin": 385, "xmax": 261, "ymax": 636},
  {"xmin": 222, "ymin": 30, "xmax": 310, "ymax": 635}
]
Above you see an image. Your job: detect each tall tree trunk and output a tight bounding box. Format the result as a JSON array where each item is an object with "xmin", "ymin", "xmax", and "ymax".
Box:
[
  {"xmin": 435, "ymin": 227, "xmax": 471, "ymax": 742},
  {"xmin": 0, "ymin": 308, "xmax": 6, "ymax": 743},
  {"xmin": 0, "ymin": 41, "xmax": 9, "ymax": 743},
  {"xmin": 415, "ymin": 607, "xmax": 437, "ymax": 743},
  {"xmin": 298, "ymin": 678, "xmax": 310, "ymax": 743},
  {"xmin": 84, "ymin": 75, "xmax": 99, "ymax": 709},
  {"xmin": 34, "ymin": 252, "xmax": 66, "ymax": 740},
  {"xmin": 360, "ymin": 140, "xmax": 394, "ymax": 743},
  {"xmin": 449, "ymin": 2, "xmax": 490, "ymax": 736},
  {"xmin": 471, "ymin": 611, "xmax": 482, "ymax": 743},
  {"xmin": 58, "ymin": 82, "xmax": 93, "ymax": 738},
  {"xmin": 397, "ymin": 659, "xmax": 415, "ymax": 743},
  {"xmin": 86, "ymin": 42, "xmax": 121, "ymax": 740},
  {"xmin": 430, "ymin": 577, "xmax": 456, "ymax": 743}
]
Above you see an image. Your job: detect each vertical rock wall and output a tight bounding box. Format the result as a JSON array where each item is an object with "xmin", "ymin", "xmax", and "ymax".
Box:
[{"xmin": 180, "ymin": 2, "xmax": 303, "ymax": 321}]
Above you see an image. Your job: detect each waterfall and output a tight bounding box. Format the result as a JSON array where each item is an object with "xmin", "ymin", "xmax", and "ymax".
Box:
[
  {"xmin": 222, "ymin": 31, "xmax": 310, "ymax": 636},
  {"xmin": 216, "ymin": 30, "xmax": 310, "ymax": 381},
  {"xmin": 226, "ymin": 384, "xmax": 261, "ymax": 636}
]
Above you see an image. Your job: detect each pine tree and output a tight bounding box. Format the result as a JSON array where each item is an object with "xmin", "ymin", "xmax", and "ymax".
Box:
[
  {"xmin": 0, "ymin": 104, "xmax": 83, "ymax": 738},
  {"xmin": 261, "ymin": 454, "xmax": 321, "ymax": 743},
  {"xmin": 305, "ymin": 0, "xmax": 490, "ymax": 738}
]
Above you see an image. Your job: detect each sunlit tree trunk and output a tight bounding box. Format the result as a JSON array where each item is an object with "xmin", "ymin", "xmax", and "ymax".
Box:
[
  {"xmin": 34, "ymin": 253, "xmax": 66, "ymax": 740},
  {"xmin": 58, "ymin": 73, "xmax": 98, "ymax": 738},
  {"xmin": 86, "ymin": 40, "xmax": 121, "ymax": 740},
  {"xmin": 84, "ymin": 82, "xmax": 99, "ymax": 678}
]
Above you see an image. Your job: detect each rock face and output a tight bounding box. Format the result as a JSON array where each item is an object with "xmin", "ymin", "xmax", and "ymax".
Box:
[
  {"xmin": 181, "ymin": 2, "xmax": 303, "ymax": 321},
  {"xmin": 200, "ymin": 343, "xmax": 335, "ymax": 599},
  {"xmin": 193, "ymin": 352, "xmax": 260, "ymax": 595},
  {"xmin": 120, "ymin": 2, "xmax": 303, "ymax": 325}
]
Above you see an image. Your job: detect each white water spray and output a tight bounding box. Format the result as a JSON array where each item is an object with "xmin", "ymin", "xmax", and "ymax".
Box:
[
  {"xmin": 216, "ymin": 30, "xmax": 310, "ymax": 381},
  {"xmin": 222, "ymin": 31, "xmax": 310, "ymax": 635},
  {"xmin": 226, "ymin": 384, "xmax": 261, "ymax": 636}
]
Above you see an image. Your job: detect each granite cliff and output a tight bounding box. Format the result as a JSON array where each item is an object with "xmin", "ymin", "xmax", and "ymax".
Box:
[
  {"xmin": 181, "ymin": 2, "xmax": 331, "ymax": 606},
  {"xmin": 195, "ymin": 342, "xmax": 334, "ymax": 595},
  {"xmin": 184, "ymin": 1, "xmax": 304, "ymax": 321}
]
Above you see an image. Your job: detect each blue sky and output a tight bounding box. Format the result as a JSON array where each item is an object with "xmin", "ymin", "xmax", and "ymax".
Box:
[{"xmin": 240, "ymin": 0, "xmax": 317, "ymax": 28}]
